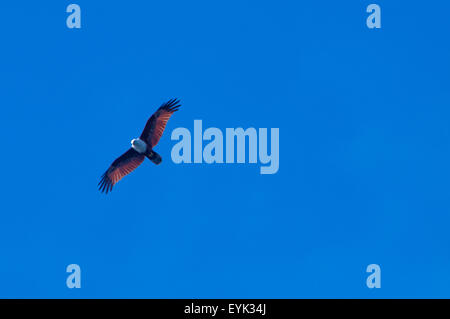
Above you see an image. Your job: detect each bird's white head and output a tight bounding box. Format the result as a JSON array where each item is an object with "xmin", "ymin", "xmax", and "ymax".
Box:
[{"xmin": 131, "ymin": 138, "xmax": 147, "ymax": 154}]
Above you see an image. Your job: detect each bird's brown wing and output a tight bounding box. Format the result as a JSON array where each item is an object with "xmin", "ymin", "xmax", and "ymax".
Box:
[
  {"xmin": 140, "ymin": 98, "xmax": 181, "ymax": 148},
  {"xmin": 98, "ymin": 148, "xmax": 145, "ymax": 193}
]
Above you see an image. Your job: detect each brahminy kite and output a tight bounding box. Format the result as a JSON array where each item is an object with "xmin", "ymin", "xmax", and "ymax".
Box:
[{"xmin": 98, "ymin": 98, "xmax": 180, "ymax": 193}]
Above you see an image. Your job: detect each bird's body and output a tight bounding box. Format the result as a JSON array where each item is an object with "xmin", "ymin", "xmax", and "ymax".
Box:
[
  {"xmin": 131, "ymin": 137, "xmax": 162, "ymax": 165},
  {"xmin": 131, "ymin": 138, "xmax": 147, "ymax": 154},
  {"xmin": 98, "ymin": 99, "xmax": 180, "ymax": 193}
]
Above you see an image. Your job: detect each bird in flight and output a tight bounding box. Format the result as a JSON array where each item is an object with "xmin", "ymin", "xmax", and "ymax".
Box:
[{"xmin": 98, "ymin": 98, "xmax": 181, "ymax": 194}]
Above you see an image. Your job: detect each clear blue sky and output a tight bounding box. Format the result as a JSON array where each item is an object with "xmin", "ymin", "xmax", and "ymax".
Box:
[{"xmin": 0, "ymin": 1, "xmax": 449, "ymax": 298}]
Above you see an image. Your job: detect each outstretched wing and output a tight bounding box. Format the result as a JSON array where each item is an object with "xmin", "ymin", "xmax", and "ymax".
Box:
[
  {"xmin": 98, "ymin": 148, "xmax": 145, "ymax": 194},
  {"xmin": 140, "ymin": 98, "xmax": 181, "ymax": 148}
]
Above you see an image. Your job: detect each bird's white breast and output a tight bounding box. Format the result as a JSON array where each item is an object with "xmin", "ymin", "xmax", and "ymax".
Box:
[{"xmin": 131, "ymin": 138, "xmax": 147, "ymax": 154}]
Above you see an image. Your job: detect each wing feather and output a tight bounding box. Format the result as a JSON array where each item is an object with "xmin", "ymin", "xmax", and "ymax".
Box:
[
  {"xmin": 98, "ymin": 148, "xmax": 145, "ymax": 194},
  {"xmin": 140, "ymin": 98, "xmax": 180, "ymax": 148}
]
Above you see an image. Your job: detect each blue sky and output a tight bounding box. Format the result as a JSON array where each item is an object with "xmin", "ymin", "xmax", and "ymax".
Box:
[{"xmin": 0, "ymin": 1, "xmax": 449, "ymax": 298}]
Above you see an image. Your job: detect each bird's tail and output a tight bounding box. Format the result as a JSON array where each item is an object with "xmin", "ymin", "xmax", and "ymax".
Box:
[{"xmin": 147, "ymin": 150, "xmax": 162, "ymax": 165}]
